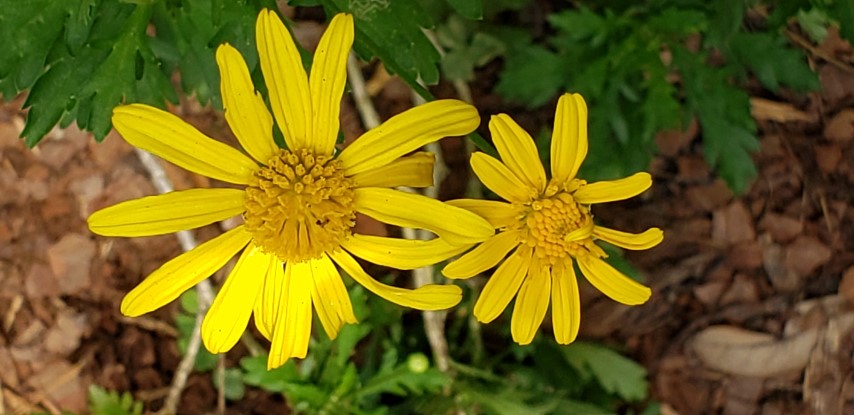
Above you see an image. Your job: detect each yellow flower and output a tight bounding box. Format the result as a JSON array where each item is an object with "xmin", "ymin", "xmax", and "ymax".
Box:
[
  {"xmin": 88, "ymin": 10, "xmax": 493, "ymax": 369},
  {"xmin": 442, "ymin": 93, "xmax": 663, "ymax": 346}
]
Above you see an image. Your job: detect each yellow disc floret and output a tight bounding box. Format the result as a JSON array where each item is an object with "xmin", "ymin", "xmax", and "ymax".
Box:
[
  {"xmin": 518, "ymin": 179, "xmax": 602, "ymax": 265},
  {"xmin": 244, "ymin": 148, "xmax": 356, "ymax": 263}
]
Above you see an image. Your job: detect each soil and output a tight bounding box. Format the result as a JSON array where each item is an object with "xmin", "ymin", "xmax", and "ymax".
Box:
[{"xmin": 1, "ymin": 19, "xmax": 854, "ymax": 415}]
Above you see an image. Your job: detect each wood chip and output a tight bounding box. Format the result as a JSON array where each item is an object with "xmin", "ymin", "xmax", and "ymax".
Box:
[
  {"xmin": 691, "ymin": 325, "xmax": 819, "ymax": 378},
  {"xmin": 824, "ymin": 109, "xmax": 854, "ymax": 143},
  {"xmin": 758, "ymin": 213, "xmax": 803, "ymax": 243},
  {"xmin": 712, "ymin": 201, "xmax": 756, "ymax": 245},
  {"xmin": 838, "ymin": 266, "xmax": 854, "ymax": 304},
  {"xmin": 47, "ymin": 233, "xmax": 96, "ymax": 296},
  {"xmin": 785, "ymin": 236, "xmax": 832, "ymax": 278},
  {"xmin": 815, "ymin": 144, "xmax": 842, "ymax": 175},
  {"xmin": 750, "ymin": 97, "xmax": 815, "ymax": 123}
]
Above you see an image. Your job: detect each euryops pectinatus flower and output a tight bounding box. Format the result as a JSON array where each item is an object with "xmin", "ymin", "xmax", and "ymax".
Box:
[
  {"xmin": 88, "ymin": 10, "xmax": 493, "ymax": 369},
  {"xmin": 442, "ymin": 93, "xmax": 663, "ymax": 345}
]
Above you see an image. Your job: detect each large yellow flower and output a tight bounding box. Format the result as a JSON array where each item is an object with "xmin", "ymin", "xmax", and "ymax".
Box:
[
  {"xmin": 88, "ymin": 10, "xmax": 493, "ymax": 369},
  {"xmin": 442, "ymin": 93, "xmax": 663, "ymax": 345}
]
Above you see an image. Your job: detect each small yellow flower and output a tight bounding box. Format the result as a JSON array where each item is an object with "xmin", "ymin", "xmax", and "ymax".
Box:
[
  {"xmin": 88, "ymin": 10, "xmax": 493, "ymax": 369},
  {"xmin": 443, "ymin": 93, "xmax": 663, "ymax": 345}
]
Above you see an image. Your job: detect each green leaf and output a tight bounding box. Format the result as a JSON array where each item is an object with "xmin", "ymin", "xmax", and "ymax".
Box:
[
  {"xmin": 675, "ymin": 47, "xmax": 758, "ymax": 193},
  {"xmin": 547, "ymin": 7, "xmax": 609, "ymax": 44},
  {"xmin": 437, "ymin": 16, "xmax": 504, "ymax": 82},
  {"xmin": 180, "ymin": 290, "xmax": 199, "ymax": 314},
  {"xmin": 320, "ymin": 0, "xmax": 440, "ymax": 99},
  {"xmin": 446, "ymin": 0, "xmax": 483, "ymax": 20},
  {"xmin": 495, "ymin": 44, "xmax": 565, "ymax": 107},
  {"xmin": 152, "ymin": 0, "xmax": 259, "ymax": 109},
  {"xmin": 15, "ymin": 1, "xmax": 177, "ymax": 146},
  {"xmin": 729, "ymin": 32, "xmax": 820, "ymax": 93},
  {"xmin": 240, "ymin": 355, "xmax": 301, "ymax": 393},
  {"xmin": 216, "ymin": 367, "xmax": 246, "ymax": 401},
  {"xmin": 830, "ymin": 0, "xmax": 854, "ymax": 45},
  {"xmin": 356, "ymin": 364, "xmax": 448, "ymax": 399},
  {"xmin": 705, "ymin": 0, "xmax": 745, "ymax": 48},
  {"xmin": 562, "ymin": 342, "xmax": 649, "ymax": 402},
  {"xmin": 88, "ymin": 385, "xmax": 143, "ymax": 415},
  {"xmin": 176, "ymin": 313, "xmax": 219, "ymax": 372},
  {"xmin": 797, "ymin": 8, "xmax": 830, "ymax": 43},
  {"xmin": 0, "ymin": 1, "xmax": 72, "ymax": 93}
]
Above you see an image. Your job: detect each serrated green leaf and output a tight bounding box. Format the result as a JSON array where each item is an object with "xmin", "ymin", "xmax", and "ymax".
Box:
[
  {"xmin": 705, "ymin": 0, "xmax": 745, "ymax": 48},
  {"xmin": 88, "ymin": 385, "xmax": 143, "ymax": 415},
  {"xmin": 562, "ymin": 342, "xmax": 649, "ymax": 402},
  {"xmin": 675, "ymin": 46, "xmax": 758, "ymax": 193},
  {"xmin": 495, "ymin": 44, "xmax": 564, "ymax": 107},
  {"xmin": 547, "ymin": 8, "xmax": 608, "ymax": 44},
  {"xmin": 729, "ymin": 32, "xmax": 820, "ymax": 93},
  {"xmin": 646, "ymin": 8, "xmax": 707, "ymax": 36},
  {"xmin": 320, "ymin": 0, "xmax": 440, "ymax": 98},
  {"xmin": 16, "ymin": 1, "xmax": 178, "ymax": 146},
  {"xmin": 240, "ymin": 355, "xmax": 300, "ymax": 392},
  {"xmin": 0, "ymin": 1, "xmax": 71, "ymax": 90},
  {"xmin": 357, "ymin": 366, "xmax": 448, "ymax": 399}
]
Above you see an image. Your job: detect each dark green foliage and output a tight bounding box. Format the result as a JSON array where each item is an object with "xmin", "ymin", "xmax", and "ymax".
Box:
[
  {"xmin": 317, "ymin": 0, "xmax": 442, "ymax": 100},
  {"xmin": 490, "ymin": 1, "xmax": 822, "ymax": 192},
  {"xmin": 3, "ymin": 1, "xmax": 177, "ymax": 146}
]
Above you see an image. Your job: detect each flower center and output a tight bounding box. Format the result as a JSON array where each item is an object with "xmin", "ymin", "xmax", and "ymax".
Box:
[
  {"xmin": 519, "ymin": 181, "xmax": 598, "ymax": 265},
  {"xmin": 243, "ymin": 148, "xmax": 356, "ymax": 263}
]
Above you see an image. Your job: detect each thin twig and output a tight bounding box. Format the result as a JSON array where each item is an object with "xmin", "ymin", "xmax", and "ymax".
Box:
[
  {"xmin": 241, "ymin": 332, "xmax": 265, "ymax": 357},
  {"xmin": 784, "ymin": 28, "xmax": 854, "ymax": 73},
  {"xmin": 347, "ymin": 52, "xmax": 381, "ymax": 129},
  {"xmin": 346, "ymin": 52, "xmax": 453, "ymax": 372},
  {"xmin": 134, "ymin": 148, "xmax": 214, "ymax": 415},
  {"xmin": 410, "ymin": 94, "xmax": 453, "ymax": 373},
  {"xmin": 216, "ymin": 354, "xmax": 226, "ymax": 415}
]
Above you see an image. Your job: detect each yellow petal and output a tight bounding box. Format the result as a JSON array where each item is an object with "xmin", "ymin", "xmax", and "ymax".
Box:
[
  {"xmin": 573, "ymin": 172, "xmax": 652, "ymax": 204},
  {"xmin": 511, "ymin": 260, "xmax": 550, "ymax": 345},
  {"xmin": 593, "ymin": 226, "xmax": 663, "ymax": 250},
  {"xmin": 342, "ymin": 234, "xmax": 472, "ymax": 270},
  {"xmin": 256, "ymin": 9, "xmax": 312, "ymax": 151},
  {"xmin": 350, "ymin": 152, "xmax": 435, "ymax": 188},
  {"xmin": 551, "ymin": 261, "xmax": 580, "ymax": 344},
  {"xmin": 576, "ymin": 255, "xmax": 651, "ymax": 305},
  {"xmin": 446, "ymin": 199, "xmax": 518, "ymax": 229},
  {"xmin": 121, "ymin": 226, "xmax": 252, "ymax": 317},
  {"xmin": 202, "ymin": 244, "xmax": 267, "ymax": 354},
  {"xmin": 338, "ymin": 100, "xmax": 479, "ymax": 175},
  {"xmin": 490, "ymin": 114, "xmax": 546, "ymax": 192},
  {"xmin": 354, "ymin": 187, "xmax": 493, "ymax": 246},
  {"xmin": 216, "ymin": 44, "xmax": 278, "ymax": 164},
  {"xmin": 442, "ymin": 230, "xmax": 522, "ymax": 279},
  {"xmin": 253, "ymin": 255, "xmax": 284, "ymax": 341},
  {"xmin": 112, "ymin": 105, "xmax": 257, "ymax": 184},
  {"xmin": 309, "ymin": 13, "xmax": 353, "ymax": 155},
  {"xmin": 88, "ymin": 188, "xmax": 245, "ymax": 237},
  {"xmin": 329, "ymin": 249, "xmax": 462, "ymax": 310},
  {"xmin": 308, "ymin": 254, "xmax": 357, "ymax": 339},
  {"xmin": 551, "ymin": 93, "xmax": 588, "ymax": 185},
  {"xmin": 471, "ymin": 152, "xmax": 535, "ymax": 203},
  {"xmin": 268, "ymin": 260, "xmax": 313, "ymax": 369},
  {"xmin": 473, "ymin": 246, "xmax": 533, "ymax": 323}
]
